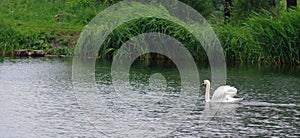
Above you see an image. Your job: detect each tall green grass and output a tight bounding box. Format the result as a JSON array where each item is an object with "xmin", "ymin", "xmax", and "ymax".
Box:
[
  {"xmin": 99, "ymin": 7, "xmax": 300, "ymax": 65},
  {"xmin": 245, "ymin": 9, "xmax": 300, "ymax": 64},
  {"xmin": 213, "ymin": 25, "xmax": 262, "ymax": 64},
  {"xmin": 99, "ymin": 17, "xmax": 205, "ymax": 61},
  {"xmin": 0, "ymin": 23, "xmax": 19, "ymax": 56},
  {"xmin": 215, "ymin": 8, "xmax": 300, "ymax": 65}
]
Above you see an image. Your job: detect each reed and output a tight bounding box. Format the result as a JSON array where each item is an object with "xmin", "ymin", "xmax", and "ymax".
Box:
[
  {"xmin": 244, "ymin": 8, "xmax": 300, "ymax": 65},
  {"xmin": 213, "ymin": 25, "xmax": 262, "ymax": 64},
  {"xmin": 213, "ymin": 8, "xmax": 300, "ymax": 65},
  {"xmin": 99, "ymin": 17, "xmax": 205, "ymax": 61},
  {"xmin": 97, "ymin": 6, "xmax": 300, "ymax": 65}
]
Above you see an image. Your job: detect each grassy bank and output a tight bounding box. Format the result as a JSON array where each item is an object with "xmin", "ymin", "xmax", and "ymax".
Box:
[
  {"xmin": 0, "ymin": 22, "xmax": 77, "ymax": 56},
  {"xmin": 0, "ymin": 0, "xmax": 105, "ymax": 56},
  {"xmin": 0, "ymin": 0, "xmax": 299, "ymax": 65}
]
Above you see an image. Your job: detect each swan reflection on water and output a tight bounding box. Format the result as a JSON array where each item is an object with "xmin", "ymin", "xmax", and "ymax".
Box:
[
  {"xmin": 171, "ymin": 101, "xmax": 243, "ymax": 137},
  {"xmin": 199, "ymin": 102, "xmax": 242, "ymax": 125}
]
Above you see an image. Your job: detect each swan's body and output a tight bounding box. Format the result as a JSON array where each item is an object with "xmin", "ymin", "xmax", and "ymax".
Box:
[{"xmin": 202, "ymin": 80, "xmax": 243, "ymax": 103}]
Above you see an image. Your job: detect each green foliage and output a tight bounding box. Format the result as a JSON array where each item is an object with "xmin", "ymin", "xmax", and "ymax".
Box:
[
  {"xmin": 92, "ymin": 1, "xmax": 300, "ymax": 65},
  {"xmin": 232, "ymin": 0, "xmax": 282, "ymax": 21},
  {"xmin": 215, "ymin": 8, "xmax": 300, "ymax": 65},
  {"xmin": 214, "ymin": 25, "xmax": 262, "ymax": 63},
  {"xmin": 0, "ymin": 0, "xmax": 89, "ymax": 57},
  {"xmin": 1, "ymin": 0, "xmax": 299, "ymax": 65},
  {"xmin": 0, "ymin": 0, "xmax": 104, "ymax": 33},
  {"xmin": 65, "ymin": 0, "xmax": 104, "ymax": 25},
  {"xmin": 97, "ymin": 0, "xmax": 214, "ymax": 18},
  {"xmin": 101, "ymin": 0, "xmax": 123, "ymax": 5},
  {"xmin": 0, "ymin": 22, "xmax": 20, "ymax": 56},
  {"xmin": 212, "ymin": 0, "xmax": 223, "ymax": 10},
  {"xmin": 179, "ymin": 0, "xmax": 213, "ymax": 18},
  {"xmin": 50, "ymin": 46, "xmax": 73, "ymax": 56},
  {"xmin": 0, "ymin": 21, "xmax": 73, "ymax": 56},
  {"xmin": 245, "ymin": 9, "xmax": 300, "ymax": 64},
  {"xmin": 99, "ymin": 17, "xmax": 204, "ymax": 60}
]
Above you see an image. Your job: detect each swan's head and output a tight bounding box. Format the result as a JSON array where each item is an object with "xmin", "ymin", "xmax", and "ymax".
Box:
[{"xmin": 201, "ymin": 80, "xmax": 210, "ymax": 86}]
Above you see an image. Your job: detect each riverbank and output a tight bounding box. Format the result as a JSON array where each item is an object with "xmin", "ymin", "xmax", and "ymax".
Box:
[
  {"xmin": 0, "ymin": 0, "xmax": 104, "ymax": 56},
  {"xmin": 0, "ymin": 0, "xmax": 299, "ymax": 65},
  {"xmin": 0, "ymin": 23, "xmax": 79, "ymax": 57}
]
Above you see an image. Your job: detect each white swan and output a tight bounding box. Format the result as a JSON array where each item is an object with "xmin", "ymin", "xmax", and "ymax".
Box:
[{"xmin": 201, "ymin": 80, "xmax": 243, "ymax": 103}]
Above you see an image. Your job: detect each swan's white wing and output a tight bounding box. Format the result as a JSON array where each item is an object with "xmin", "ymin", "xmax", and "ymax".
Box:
[
  {"xmin": 211, "ymin": 86, "xmax": 237, "ymax": 101},
  {"xmin": 211, "ymin": 86, "xmax": 227, "ymax": 101},
  {"xmin": 224, "ymin": 86, "xmax": 237, "ymax": 97}
]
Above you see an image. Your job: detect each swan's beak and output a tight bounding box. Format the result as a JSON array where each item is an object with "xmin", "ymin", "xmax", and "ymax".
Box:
[{"xmin": 200, "ymin": 82, "xmax": 205, "ymax": 86}]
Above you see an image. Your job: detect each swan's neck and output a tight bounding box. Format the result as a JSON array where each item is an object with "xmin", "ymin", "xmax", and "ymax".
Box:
[{"xmin": 205, "ymin": 82, "xmax": 211, "ymax": 102}]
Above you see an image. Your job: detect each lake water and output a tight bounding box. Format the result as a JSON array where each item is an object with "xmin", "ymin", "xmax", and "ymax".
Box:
[{"xmin": 0, "ymin": 58, "xmax": 299, "ymax": 137}]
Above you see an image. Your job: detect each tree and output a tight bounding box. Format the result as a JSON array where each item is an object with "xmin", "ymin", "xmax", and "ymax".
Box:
[
  {"xmin": 179, "ymin": 0, "xmax": 213, "ymax": 18},
  {"xmin": 212, "ymin": 0, "xmax": 223, "ymax": 10},
  {"xmin": 232, "ymin": 0, "xmax": 278, "ymax": 21},
  {"xmin": 223, "ymin": 0, "xmax": 233, "ymax": 23},
  {"xmin": 287, "ymin": 0, "xmax": 297, "ymax": 9}
]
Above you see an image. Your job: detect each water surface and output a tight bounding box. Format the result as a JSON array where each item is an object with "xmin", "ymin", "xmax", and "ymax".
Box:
[{"xmin": 0, "ymin": 58, "xmax": 299, "ymax": 137}]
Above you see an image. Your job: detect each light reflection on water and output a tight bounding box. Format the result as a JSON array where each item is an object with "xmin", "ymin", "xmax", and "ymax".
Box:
[{"xmin": 0, "ymin": 58, "xmax": 299, "ymax": 137}]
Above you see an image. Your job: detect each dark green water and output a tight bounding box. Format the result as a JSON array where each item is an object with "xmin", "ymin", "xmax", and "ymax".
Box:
[{"xmin": 0, "ymin": 58, "xmax": 299, "ymax": 137}]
